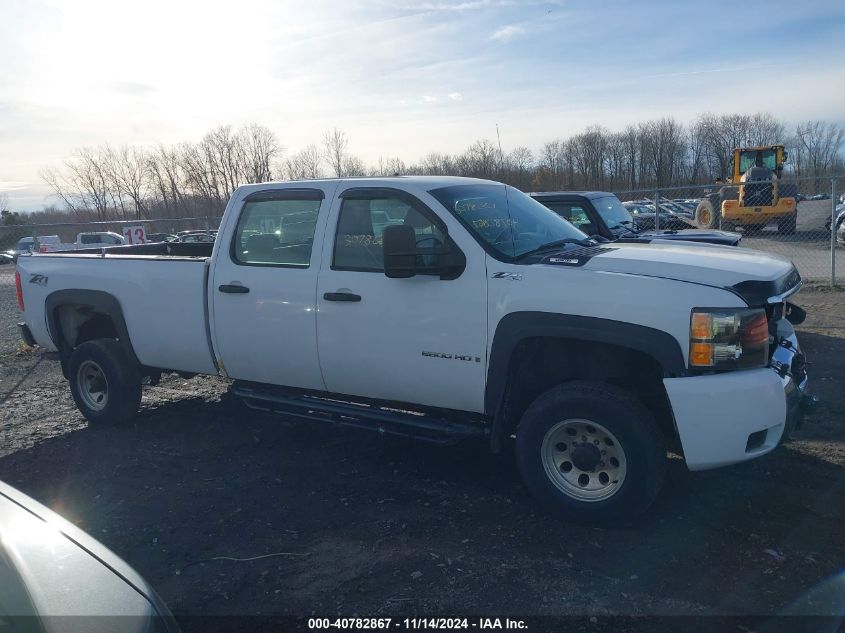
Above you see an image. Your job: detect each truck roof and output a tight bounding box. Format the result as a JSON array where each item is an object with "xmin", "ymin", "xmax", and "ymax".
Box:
[
  {"xmin": 528, "ymin": 191, "xmax": 615, "ymax": 200},
  {"xmin": 234, "ymin": 176, "xmax": 502, "ymax": 196}
]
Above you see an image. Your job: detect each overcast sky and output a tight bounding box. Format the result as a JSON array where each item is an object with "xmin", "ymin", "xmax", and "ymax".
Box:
[{"xmin": 1, "ymin": 0, "xmax": 844, "ymax": 210}]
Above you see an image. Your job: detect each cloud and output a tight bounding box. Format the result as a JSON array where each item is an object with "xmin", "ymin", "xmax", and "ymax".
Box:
[
  {"xmin": 422, "ymin": 95, "xmax": 438, "ymax": 103},
  {"xmin": 490, "ymin": 24, "xmax": 526, "ymax": 42},
  {"xmin": 448, "ymin": 92, "xmax": 463, "ymax": 101},
  {"xmin": 99, "ymin": 80, "xmax": 157, "ymax": 96}
]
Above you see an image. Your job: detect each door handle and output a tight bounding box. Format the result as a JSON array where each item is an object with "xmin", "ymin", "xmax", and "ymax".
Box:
[
  {"xmin": 323, "ymin": 292, "xmax": 361, "ymax": 302},
  {"xmin": 219, "ymin": 284, "xmax": 250, "ymax": 294}
]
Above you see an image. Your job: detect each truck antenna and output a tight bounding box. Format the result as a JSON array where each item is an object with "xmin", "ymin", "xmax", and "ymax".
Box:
[{"xmin": 496, "ymin": 124, "xmax": 505, "ymax": 174}]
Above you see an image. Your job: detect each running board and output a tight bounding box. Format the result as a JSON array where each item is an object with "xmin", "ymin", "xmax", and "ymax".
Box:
[{"xmin": 230, "ymin": 382, "xmax": 489, "ymax": 445}]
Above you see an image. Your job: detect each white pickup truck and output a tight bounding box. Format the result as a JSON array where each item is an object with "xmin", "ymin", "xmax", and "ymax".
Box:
[
  {"xmin": 40, "ymin": 232, "xmax": 126, "ymax": 252},
  {"xmin": 15, "ymin": 177, "xmax": 813, "ymax": 521}
]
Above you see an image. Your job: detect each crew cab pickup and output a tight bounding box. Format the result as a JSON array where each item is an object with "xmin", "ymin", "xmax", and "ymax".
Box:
[
  {"xmin": 530, "ymin": 191, "xmax": 742, "ymax": 246},
  {"xmin": 16, "ymin": 177, "xmax": 812, "ymax": 521}
]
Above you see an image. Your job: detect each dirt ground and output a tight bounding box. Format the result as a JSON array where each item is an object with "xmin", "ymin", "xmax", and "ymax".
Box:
[{"xmin": 0, "ymin": 286, "xmax": 842, "ymax": 627}]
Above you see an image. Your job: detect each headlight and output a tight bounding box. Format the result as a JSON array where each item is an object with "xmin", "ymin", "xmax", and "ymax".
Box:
[{"xmin": 689, "ymin": 308, "xmax": 769, "ymax": 370}]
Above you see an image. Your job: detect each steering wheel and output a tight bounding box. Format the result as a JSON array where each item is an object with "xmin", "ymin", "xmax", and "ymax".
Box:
[
  {"xmin": 415, "ymin": 236, "xmax": 443, "ymax": 268},
  {"xmin": 488, "ymin": 225, "xmax": 513, "ymax": 246}
]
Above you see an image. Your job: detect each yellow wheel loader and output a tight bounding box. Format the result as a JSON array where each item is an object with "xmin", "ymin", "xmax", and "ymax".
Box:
[{"xmin": 695, "ymin": 145, "xmax": 797, "ymax": 235}]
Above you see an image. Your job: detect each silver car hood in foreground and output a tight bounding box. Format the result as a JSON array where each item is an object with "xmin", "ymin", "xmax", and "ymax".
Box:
[{"xmin": 0, "ymin": 481, "xmax": 177, "ymax": 632}]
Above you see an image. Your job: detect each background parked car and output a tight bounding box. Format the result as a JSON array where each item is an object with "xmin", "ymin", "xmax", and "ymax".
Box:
[
  {"xmin": 825, "ymin": 203, "xmax": 845, "ymax": 237},
  {"xmin": 15, "ymin": 235, "xmax": 61, "ymax": 254},
  {"xmin": 672, "ymin": 199, "xmax": 699, "ymax": 213},
  {"xmin": 75, "ymin": 231, "xmax": 126, "ymax": 246},
  {"xmin": 145, "ymin": 233, "xmax": 178, "ymax": 243},
  {"xmin": 622, "ymin": 201, "xmax": 697, "ymax": 231},
  {"xmin": 530, "ymin": 191, "xmax": 740, "ymax": 245},
  {"xmin": 656, "ymin": 198, "xmax": 695, "ymax": 219},
  {"xmin": 173, "ymin": 230, "xmax": 217, "ymax": 243}
]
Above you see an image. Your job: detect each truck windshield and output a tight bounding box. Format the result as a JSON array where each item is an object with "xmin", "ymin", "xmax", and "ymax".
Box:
[
  {"xmin": 429, "ymin": 184, "xmax": 588, "ymax": 259},
  {"xmin": 593, "ymin": 196, "xmax": 633, "ymax": 229}
]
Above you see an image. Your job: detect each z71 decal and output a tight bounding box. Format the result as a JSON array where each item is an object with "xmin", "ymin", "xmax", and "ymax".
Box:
[
  {"xmin": 29, "ymin": 274, "xmax": 48, "ymax": 286},
  {"xmin": 491, "ymin": 272, "xmax": 522, "ymax": 281}
]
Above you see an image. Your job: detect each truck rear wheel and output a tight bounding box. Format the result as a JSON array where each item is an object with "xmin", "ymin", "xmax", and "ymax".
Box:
[
  {"xmin": 68, "ymin": 339, "xmax": 142, "ymax": 426},
  {"xmin": 515, "ymin": 381, "xmax": 667, "ymax": 523}
]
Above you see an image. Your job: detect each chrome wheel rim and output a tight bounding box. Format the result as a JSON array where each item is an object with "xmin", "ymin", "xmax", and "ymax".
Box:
[
  {"xmin": 77, "ymin": 360, "xmax": 109, "ymax": 411},
  {"xmin": 541, "ymin": 419, "xmax": 627, "ymax": 502}
]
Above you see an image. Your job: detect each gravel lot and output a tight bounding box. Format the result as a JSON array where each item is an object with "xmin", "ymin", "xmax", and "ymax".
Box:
[
  {"xmin": 740, "ymin": 199, "xmax": 844, "ymax": 280},
  {"xmin": 0, "ymin": 276, "xmax": 842, "ymax": 629}
]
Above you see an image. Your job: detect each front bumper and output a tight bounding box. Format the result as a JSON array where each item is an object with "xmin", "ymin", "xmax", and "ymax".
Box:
[{"xmin": 664, "ymin": 318, "xmax": 810, "ymax": 471}]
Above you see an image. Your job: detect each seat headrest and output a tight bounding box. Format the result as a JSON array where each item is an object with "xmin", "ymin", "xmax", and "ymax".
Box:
[{"xmin": 339, "ymin": 199, "xmax": 374, "ymax": 236}]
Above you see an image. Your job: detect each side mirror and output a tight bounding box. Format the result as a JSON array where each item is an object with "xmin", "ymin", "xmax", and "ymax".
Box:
[
  {"xmin": 579, "ymin": 222, "xmax": 597, "ymax": 236},
  {"xmin": 383, "ymin": 225, "xmax": 417, "ymax": 278}
]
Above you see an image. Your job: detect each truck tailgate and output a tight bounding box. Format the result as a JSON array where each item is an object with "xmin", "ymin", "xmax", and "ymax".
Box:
[{"xmin": 18, "ymin": 255, "xmax": 217, "ymax": 375}]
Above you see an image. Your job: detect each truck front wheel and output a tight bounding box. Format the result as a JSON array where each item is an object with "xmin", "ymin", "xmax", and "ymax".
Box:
[
  {"xmin": 515, "ymin": 381, "xmax": 667, "ymax": 523},
  {"xmin": 68, "ymin": 339, "xmax": 142, "ymax": 426}
]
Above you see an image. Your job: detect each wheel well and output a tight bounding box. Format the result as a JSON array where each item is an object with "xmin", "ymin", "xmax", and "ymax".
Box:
[
  {"xmin": 55, "ymin": 304, "xmax": 119, "ymax": 350},
  {"xmin": 494, "ymin": 337, "xmax": 679, "ymax": 453},
  {"xmin": 51, "ymin": 303, "xmax": 132, "ymax": 379}
]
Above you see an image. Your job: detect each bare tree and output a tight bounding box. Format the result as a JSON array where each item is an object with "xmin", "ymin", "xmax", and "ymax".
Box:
[
  {"xmin": 323, "ymin": 128, "xmax": 350, "ymax": 177},
  {"xmin": 285, "ymin": 145, "xmax": 324, "ymax": 180},
  {"xmin": 202, "ymin": 125, "xmax": 243, "ymax": 198},
  {"xmin": 374, "ymin": 156, "xmax": 407, "ymax": 176},
  {"xmin": 417, "ymin": 152, "xmax": 455, "ymax": 175},
  {"xmin": 504, "ymin": 146, "xmax": 534, "ymax": 189},
  {"xmin": 456, "ymin": 139, "xmax": 500, "ymax": 179},
  {"xmin": 103, "ymin": 144, "xmax": 150, "ymax": 220},
  {"xmin": 342, "ymin": 155, "xmax": 367, "ymax": 177},
  {"xmin": 792, "ymin": 121, "xmax": 845, "ymax": 182},
  {"xmin": 147, "ymin": 144, "xmax": 188, "ymax": 216},
  {"xmin": 239, "ymin": 123, "xmax": 281, "ymax": 183},
  {"xmin": 41, "ymin": 147, "xmax": 113, "ymax": 219}
]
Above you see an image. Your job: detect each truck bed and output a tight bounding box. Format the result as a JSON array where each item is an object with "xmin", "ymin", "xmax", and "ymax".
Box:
[
  {"xmin": 66, "ymin": 241, "xmax": 214, "ymax": 258},
  {"xmin": 17, "ymin": 246, "xmax": 218, "ymax": 375}
]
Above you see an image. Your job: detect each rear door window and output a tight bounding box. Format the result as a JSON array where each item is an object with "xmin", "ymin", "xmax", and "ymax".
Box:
[{"xmin": 233, "ymin": 193, "xmax": 323, "ymax": 267}]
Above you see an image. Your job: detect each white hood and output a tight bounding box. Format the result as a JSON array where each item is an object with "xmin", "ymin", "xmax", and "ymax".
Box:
[{"xmin": 576, "ymin": 242, "xmax": 798, "ymax": 297}]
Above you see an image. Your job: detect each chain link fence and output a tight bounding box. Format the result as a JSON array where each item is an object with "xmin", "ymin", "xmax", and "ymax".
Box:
[{"xmin": 615, "ymin": 175, "xmax": 844, "ymax": 286}]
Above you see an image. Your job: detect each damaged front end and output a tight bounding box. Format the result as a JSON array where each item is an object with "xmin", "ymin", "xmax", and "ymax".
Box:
[{"xmin": 766, "ymin": 299, "xmax": 818, "ymax": 439}]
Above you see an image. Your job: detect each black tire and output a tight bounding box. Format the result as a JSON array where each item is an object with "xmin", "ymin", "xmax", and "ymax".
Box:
[
  {"xmin": 68, "ymin": 339, "xmax": 142, "ymax": 426},
  {"xmin": 515, "ymin": 381, "xmax": 667, "ymax": 524},
  {"xmin": 694, "ymin": 199, "xmax": 720, "ymax": 229},
  {"xmin": 777, "ymin": 214, "xmax": 797, "ymax": 235}
]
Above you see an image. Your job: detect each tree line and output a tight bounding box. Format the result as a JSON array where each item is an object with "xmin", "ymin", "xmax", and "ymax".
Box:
[{"xmin": 20, "ymin": 112, "xmax": 845, "ymax": 225}]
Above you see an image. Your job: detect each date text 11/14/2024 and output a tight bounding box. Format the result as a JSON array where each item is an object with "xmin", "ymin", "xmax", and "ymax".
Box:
[{"xmin": 307, "ymin": 618, "xmax": 528, "ymax": 630}]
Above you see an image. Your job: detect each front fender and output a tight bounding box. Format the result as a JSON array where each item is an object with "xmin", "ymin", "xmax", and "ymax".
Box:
[{"xmin": 484, "ymin": 311, "xmax": 686, "ymax": 417}]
